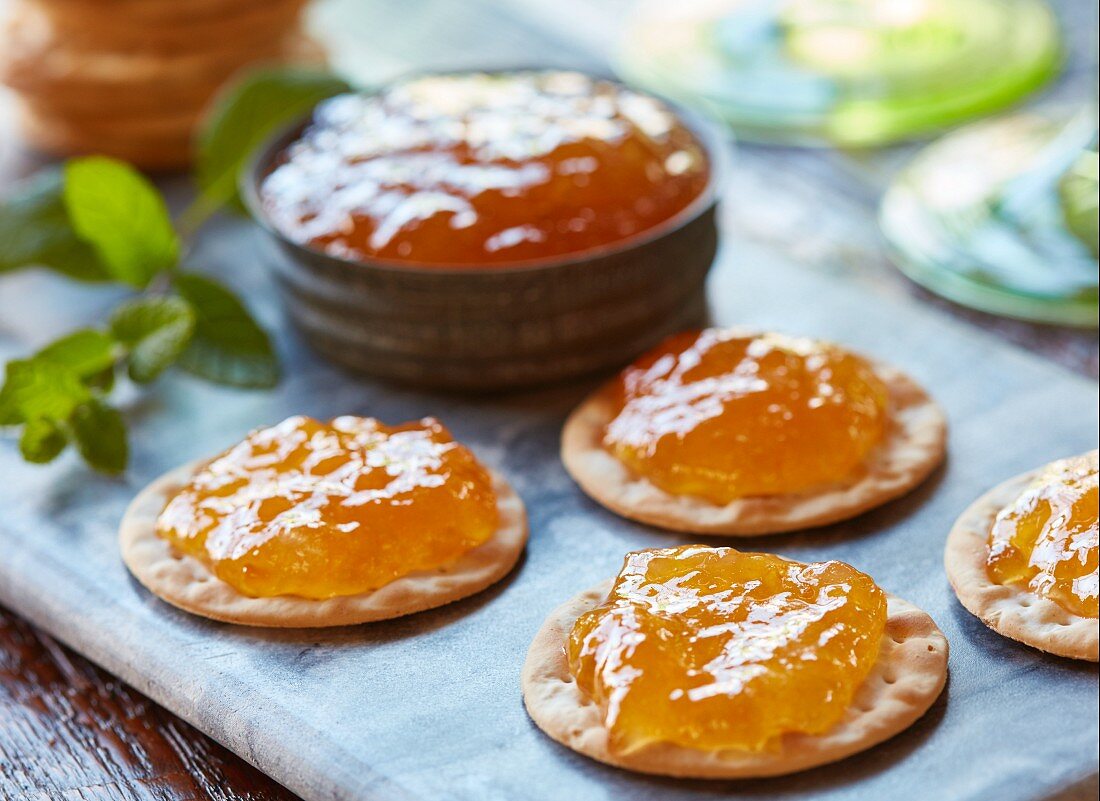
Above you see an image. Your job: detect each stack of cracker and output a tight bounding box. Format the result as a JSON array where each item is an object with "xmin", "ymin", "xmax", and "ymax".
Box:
[{"xmin": 0, "ymin": 0, "xmax": 323, "ymax": 170}]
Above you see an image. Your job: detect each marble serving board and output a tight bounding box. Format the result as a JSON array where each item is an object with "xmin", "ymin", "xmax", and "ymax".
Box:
[{"xmin": 2, "ymin": 206, "xmax": 1098, "ymax": 801}]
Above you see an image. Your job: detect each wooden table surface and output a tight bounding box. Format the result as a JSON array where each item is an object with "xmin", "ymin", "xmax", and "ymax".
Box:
[{"xmin": 1, "ymin": 0, "xmax": 1097, "ymax": 799}]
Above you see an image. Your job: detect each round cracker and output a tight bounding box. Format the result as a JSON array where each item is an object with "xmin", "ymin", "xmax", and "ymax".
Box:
[
  {"xmin": 1, "ymin": 10, "xmax": 310, "ymax": 93},
  {"xmin": 120, "ymin": 461, "xmax": 528, "ymax": 628},
  {"xmin": 7, "ymin": 29, "xmax": 324, "ymax": 169},
  {"xmin": 944, "ymin": 451, "xmax": 1098, "ymax": 662},
  {"xmin": 29, "ymin": 0, "xmax": 308, "ymax": 54},
  {"xmin": 18, "ymin": 97, "xmax": 200, "ymax": 138},
  {"xmin": 15, "ymin": 104, "xmax": 194, "ymax": 170},
  {"xmin": 3, "ymin": 35, "xmax": 301, "ymax": 92},
  {"xmin": 6, "ymin": 69, "xmax": 231, "ymax": 117},
  {"xmin": 20, "ymin": 86, "xmax": 212, "ymax": 123},
  {"xmin": 522, "ymin": 581, "xmax": 948, "ymax": 778},
  {"xmin": 35, "ymin": 0, "xmax": 283, "ymax": 24},
  {"xmin": 561, "ymin": 350, "xmax": 947, "ymax": 535}
]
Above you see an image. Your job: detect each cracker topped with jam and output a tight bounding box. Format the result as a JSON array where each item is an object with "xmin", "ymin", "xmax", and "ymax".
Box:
[{"xmin": 120, "ymin": 414, "xmax": 527, "ymax": 627}]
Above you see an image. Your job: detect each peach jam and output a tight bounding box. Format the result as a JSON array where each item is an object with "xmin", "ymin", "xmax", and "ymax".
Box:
[
  {"xmin": 987, "ymin": 452, "xmax": 1099, "ymax": 618},
  {"xmin": 155, "ymin": 415, "xmax": 499, "ymax": 599},
  {"xmin": 603, "ymin": 330, "xmax": 889, "ymax": 503},
  {"xmin": 258, "ymin": 71, "xmax": 708, "ymax": 266},
  {"xmin": 568, "ymin": 546, "xmax": 887, "ymax": 753}
]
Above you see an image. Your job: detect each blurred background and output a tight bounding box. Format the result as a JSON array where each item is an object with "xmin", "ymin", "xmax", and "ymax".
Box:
[{"xmin": 2, "ymin": 0, "xmax": 1097, "ymax": 364}]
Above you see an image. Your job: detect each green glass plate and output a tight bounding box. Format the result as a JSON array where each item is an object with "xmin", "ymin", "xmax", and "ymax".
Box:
[
  {"xmin": 615, "ymin": 0, "xmax": 1062, "ymax": 146},
  {"xmin": 880, "ymin": 111, "xmax": 1099, "ymax": 327}
]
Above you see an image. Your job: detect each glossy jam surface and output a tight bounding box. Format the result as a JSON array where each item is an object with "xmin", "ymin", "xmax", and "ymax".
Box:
[
  {"xmin": 156, "ymin": 416, "xmax": 499, "ymax": 599},
  {"xmin": 568, "ymin": 546, "xmax": 887, "ymax": 753},
  {"xmin": 987, "ymin": 452, "xmax": 1099, "ymax": 618},
  {"xmin": 603, "ymin": 330, "xmax": 889, "ymax": 503},
  {"xmin": 259, "ymin": 71, "xmax": 708, "ymax": 267}
]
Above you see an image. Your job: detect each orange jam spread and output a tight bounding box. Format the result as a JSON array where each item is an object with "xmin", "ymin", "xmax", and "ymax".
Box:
[
  {"xmin": 987, "ymin": 452, "xmax": 1099, "ymax": 618},
  {"xmin": 568, "ymin": 546, "xmax": 887, "ymax": 753},
  {"xmin": 259, "ymin": 71, "xmax": 708, "ymax": 267},
  {"xmin": 155, "ymin": 415, "xmax": 499, "ymax": 599},
  {"xmin": 603, "ymin": 330, "xmax": 889, "ymax": 503}
]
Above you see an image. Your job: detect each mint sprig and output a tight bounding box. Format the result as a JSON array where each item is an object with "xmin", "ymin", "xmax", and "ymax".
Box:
[
  {"xmin": 36, "ymin": 329, "xmax": 117, "ymax": 378},
  {"xmin": 1, "ymin": 66, "xmax": 338, "ymax": 472},
  {"xmin": 0, "ymin": 156, "xmax": 280, "ymax": 473},
  {"xmin": 110, "ymin": 296, "xmax": 196, "ymax": 384},
  {"xmin": 174, "ymin": 273, "xmax": 279, "ymax": 388},
  {"xmin": 0, "ymin": 356, "xmax": 96, "ymax": 466},
  {"xmin": 0, "ymin": 357, "xmax": 90, "ymax": 426},
  {"xmin": 65, "ymin": 157, "xmax": 181, "ymax": 288},
  {"xmin": 0, "ymin": 169, "xmax": 110, "ymax": 282},
  {"xmin": 71, "ymin": 398, "xmax": 128, "ymax": 474},
  {"xmin": 20, "ymin": 416, "xmax": 69, "ymax": 464}
]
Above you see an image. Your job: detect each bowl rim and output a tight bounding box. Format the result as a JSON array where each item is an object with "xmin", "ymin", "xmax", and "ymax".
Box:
[{"xmin": 239, "ymin": 66, "xmax": 731, "ymax": 277}]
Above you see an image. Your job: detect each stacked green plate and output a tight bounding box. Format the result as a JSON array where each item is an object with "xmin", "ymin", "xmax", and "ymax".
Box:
[
  {"xmin": 880, "ymin": 110, "xmax": 1099, "ymax": 326},
  {"xmin": 616, "ymin": 0, "xmax": 1062, "ymax": 146}
]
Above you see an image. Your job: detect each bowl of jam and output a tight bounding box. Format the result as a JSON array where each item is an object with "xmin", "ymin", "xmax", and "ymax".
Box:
[{"xmin": 244, "ymin": 69, "xmax": 724, "ymax": 390}]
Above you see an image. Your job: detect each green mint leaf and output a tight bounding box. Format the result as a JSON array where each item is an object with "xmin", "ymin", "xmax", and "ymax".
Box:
[
  {"xmin": 64, "ymin": 157, "xmax": 180, "ymax": 288},
  {"xmin": 0, "ymin": 168, "xmax": 110, "ymax": 281},
  {"xmin": 83, "ymin": 365, "xmax": 116, "ymax": 393},
  {"xmin": 0, "ymin": 375, "xmax": 18, "ymax": 426},
  {"xmin": 19, "ymin": 416, "xmax": 69, "ymax": 464},
  {"xmin": 173, "ymin": 272, "xmax": 279, "ymax": 388},
  {"xmin": 70, "ymin": 398, "xmax": 128, "ymax": 473},
  {"xmin": 36, "ymin": 329, "xmax": 117, "ymax": 378},
  {"xmin": 0, "ymin": 358, "xmax": 90, "ymax": 425},
  {"xmin": 109, "ymin": 296, "xmax": 195, "ymax": 383},
  {"xmin": 194, "ymin": 67, "xmax": 351, "ymax": 214}
]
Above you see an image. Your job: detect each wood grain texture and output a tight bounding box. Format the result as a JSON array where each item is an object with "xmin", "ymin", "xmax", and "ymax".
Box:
[{"xmin": 0, "ymin": 604, "xmax": 299, "ymax": 801}]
